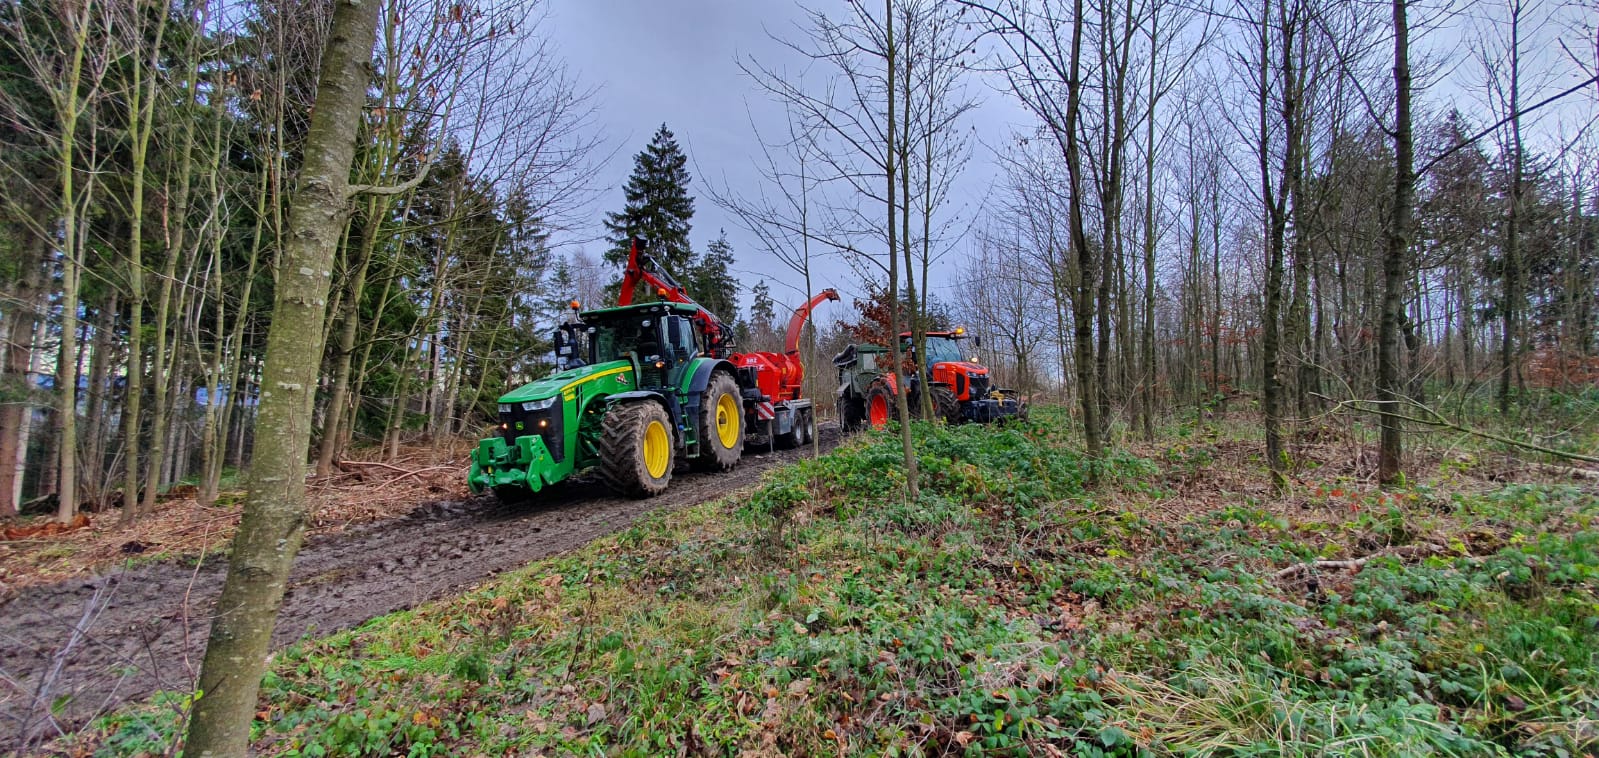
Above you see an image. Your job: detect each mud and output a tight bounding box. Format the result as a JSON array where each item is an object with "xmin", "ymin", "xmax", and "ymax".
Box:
[{"xmin": 0, "ymin": 427, "xmax": 838, "ymax": 748}]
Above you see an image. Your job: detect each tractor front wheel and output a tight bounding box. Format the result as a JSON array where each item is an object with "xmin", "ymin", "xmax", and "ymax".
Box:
[
  {"xmin": 931, "ymin": 385, "xmax": 962, "ymax": 425},
  {"xmin": 692, "ymin": 371, "xmax": 744, "ymax": 471},
  {"xmin": 865, "ymin": 382, "xmax": 894, "ymax": 429},
  {"xmin": 600, "ymin": 401, "xmax": 674, "ymax": 497}
]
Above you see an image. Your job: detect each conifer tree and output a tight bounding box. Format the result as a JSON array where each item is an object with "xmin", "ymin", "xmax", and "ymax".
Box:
[
  {"xmin": 688, "ymin": 229, "xmax": 740, "ymax": 320},
  {"xmin": 604, "ymin": 124, "xmax": 696, "ymax": 281}
]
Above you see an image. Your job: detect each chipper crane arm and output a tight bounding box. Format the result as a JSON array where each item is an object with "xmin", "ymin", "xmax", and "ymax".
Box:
[{"xmin": 617, "ymin": 238, "xmax": 734, "ymax": 356}]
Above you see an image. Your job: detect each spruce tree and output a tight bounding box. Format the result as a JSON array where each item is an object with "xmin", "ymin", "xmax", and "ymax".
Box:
[
  {"xmin": 688, "ymin": 230, "xmax": 740, "ymax": 321},
  {"xmin": 604, "ymin": 124, "xmax": 695, "ymax": 285}
]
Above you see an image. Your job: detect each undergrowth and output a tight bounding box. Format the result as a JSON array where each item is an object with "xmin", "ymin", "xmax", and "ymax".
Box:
[{"xmin": 72, "ymin": 407, "xmax": 1598, "ymax": 756}]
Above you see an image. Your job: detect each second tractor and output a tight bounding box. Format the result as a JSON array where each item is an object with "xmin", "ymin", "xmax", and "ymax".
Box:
[{"xmin": 835, "ymin": 328, "xmax": 1026, "ymax": 432}]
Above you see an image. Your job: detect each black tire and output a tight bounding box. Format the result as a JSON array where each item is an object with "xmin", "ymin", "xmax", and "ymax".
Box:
[
  {"xmin": 837, "ymin": 395, "xmax": 863, "ymax": 434},
  {"xmin": 692, "ymin": 371, "xmax": 744, "ymax": 471},
  {"xmin": 864, "ymin": 381, "xmax": 895, "ymax": 429},
  {"xmin": 930, "ymin": 385, "xmax": 962, "ymax": 425},
  {"xmin": 795, "ymin": 409, "xmax": 812, "ymax": 446},
  {"xmin": 599, "ymin": 402, "xmax": 674, "ymax": 498}
]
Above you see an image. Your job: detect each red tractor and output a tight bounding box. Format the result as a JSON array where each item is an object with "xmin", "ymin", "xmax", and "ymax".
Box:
[{"xmin": 834, "ymin": 328, "xmax": 1025, "ymax": 431}]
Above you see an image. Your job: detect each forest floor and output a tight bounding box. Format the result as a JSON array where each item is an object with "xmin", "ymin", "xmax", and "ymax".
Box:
[
  {"xmin": 0, "ymin": 439, "xmax": 482, "ymax": 595},
  {"xmin": 0, "ymin": 428, "xmax": 840, "ymax": 752},
  {"xmin": 19, "ymin": 403, "xmax": 1599, "ymax": 756}
]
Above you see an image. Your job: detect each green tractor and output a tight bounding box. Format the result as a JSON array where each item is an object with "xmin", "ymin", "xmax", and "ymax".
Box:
[{"xmin": 467, "ymin": 301, "xmax": 745, "ymax": 500}]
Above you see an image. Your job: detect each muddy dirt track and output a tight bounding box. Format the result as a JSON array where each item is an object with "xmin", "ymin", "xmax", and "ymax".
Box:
[{"xmin": 0, "ymin": 427, "xmax": 838, "ymax": 748}]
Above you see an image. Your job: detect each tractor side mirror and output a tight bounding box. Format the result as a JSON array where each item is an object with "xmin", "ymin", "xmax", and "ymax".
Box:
[
  {"xmin": 974, "ymin": 335, "xmax": 983, "ymax": 349},
  {"xmin": 555, "ymin": 326, "xmax": 586, "ymax": 370}
]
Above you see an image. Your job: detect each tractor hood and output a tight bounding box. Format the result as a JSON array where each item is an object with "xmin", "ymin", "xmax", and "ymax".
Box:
[
  {"xmin": 931, "ymin": 361, "xmax": 988, "ymax": 376},
  {"xmin": 498, "ymin": 359, "xmax": 633, "ymax": 404}
]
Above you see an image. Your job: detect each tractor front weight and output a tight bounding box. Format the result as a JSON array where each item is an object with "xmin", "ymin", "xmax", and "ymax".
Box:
[{"xmin": 467, "ymin": 434, "xmax": 558, "ymax": 494}]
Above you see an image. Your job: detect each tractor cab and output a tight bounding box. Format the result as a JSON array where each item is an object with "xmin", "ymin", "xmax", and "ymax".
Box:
[
  {"xmin": 900, "ymin": 328, "xmax": 994, "ymax": 403},
  {"xmin": 558, "ymin": 302, "xmax": 704, "ymax": 390}
]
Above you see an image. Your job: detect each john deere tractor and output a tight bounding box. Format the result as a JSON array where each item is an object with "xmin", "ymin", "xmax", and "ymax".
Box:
[
  {"xmin": 467, "ymin": 301, "xmax": 744, "ymax": 500},
  {"xmin": 835, "ymin": 329, "xmax": 1025, "ymax": 431},
  {"xmin": 469, "ymin": 237, "xmax": 839, "ymax": 502}
]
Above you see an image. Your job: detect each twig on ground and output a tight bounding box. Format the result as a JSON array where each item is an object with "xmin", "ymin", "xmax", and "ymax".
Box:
[
  {"xmin": 376, "ymin": 465, "xmax": 454, "ymax": 487},
  {"xmin": 1529, "ymin": 462, "xmax": 1599, "ymax": 481},
  {"xmin": 1276, "ymin": 542, "xmax": 1445, "ymax": 579},
  {"xmin": 336, "ymin": 459, "xmax": 417, "ymax": 475},
  {"xmin": 19, "ymin": 581, "xmax": 115, "ymax": 747}
]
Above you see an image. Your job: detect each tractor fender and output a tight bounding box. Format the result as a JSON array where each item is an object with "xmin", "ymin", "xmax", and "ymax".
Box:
[
  {"xmin": 606, "ymin": 390, "xmax": 671, "ymax": 410},
  {"xmin": 606, "ymin": 390, "xmax": 683, "ymax": 443},
  {"xmin": 684, "ymin": 358, "xmax": 738, "ymax": 395}
]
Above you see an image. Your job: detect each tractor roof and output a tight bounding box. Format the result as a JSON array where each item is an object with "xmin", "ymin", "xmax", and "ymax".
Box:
[
  {"xmin": 580, "ymin": 301, "xmax": 701, "ymax": 320},
  {"xmin": 899, "ymin": 330, "xmax": 966, "ymax": 340}
]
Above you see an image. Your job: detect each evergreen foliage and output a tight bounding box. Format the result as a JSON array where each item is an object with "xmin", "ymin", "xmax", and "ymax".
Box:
[
  {"xmin": 686, "ymin": 230, "xmax": 740, "ymax": 323},
  {"xmin": 603, "ymin": 124, "xmax": 696, "ymax": 281}
]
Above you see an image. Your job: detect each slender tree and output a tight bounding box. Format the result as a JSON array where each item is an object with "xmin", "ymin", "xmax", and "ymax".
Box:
[
  {"xmin": 1377, "ymin": 0, "xmax": 1413, "ymax": 484},
  {"xmin": 183, "ymin": 0, "xmax": 414, "ymax": 746}
]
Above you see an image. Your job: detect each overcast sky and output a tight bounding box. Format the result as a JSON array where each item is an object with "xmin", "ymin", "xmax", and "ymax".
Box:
[
  {"xmin": 543, "ymin": 0, "xmax": 1026, "ymax": 320},
  {"xmin": 540, "ymin": 0, "xmax": 1596, "ymax": 323}
]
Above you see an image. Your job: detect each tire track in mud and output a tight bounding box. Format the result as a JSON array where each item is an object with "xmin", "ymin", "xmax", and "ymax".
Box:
[{"xmin": 0, "ymin": 427, "xmax": 839, "ymax": 748}]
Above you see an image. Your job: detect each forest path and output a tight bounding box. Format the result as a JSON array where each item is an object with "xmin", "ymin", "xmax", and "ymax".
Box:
[{"xmin": 0, "ymin": 426, "xmax": 838, "ymax": 748}]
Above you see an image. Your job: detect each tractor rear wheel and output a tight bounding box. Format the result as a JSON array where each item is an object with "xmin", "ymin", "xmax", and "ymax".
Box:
[
  {"xmin": 600, "ymin": 401, "xmax": 674, "ymax": 497},
  {"xmin": 930, "ymin": 385, "xmax": 962, "ymax": 425},
  {"xmin": 692, "ymin": 371, "xmax": 744, "ymax": 471},
  {"xmin": 836, "ymin": 397, "xmax": 862, "ymax": 434},
  {"xmin": 865, "ymin": 382, "xmax": 894, "ymax": 429}
]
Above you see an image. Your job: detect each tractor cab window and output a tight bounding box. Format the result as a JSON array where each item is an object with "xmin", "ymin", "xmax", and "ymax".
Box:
[
  {"xmin": 591, "ymin": 318, "xmax": 665, "ymax": 364},
  {"xmin": 919, "ymin": 336, "xmax": 965, "ymax": 365},
  {"xmin": 666, "ymin": 315, "xmax": 696, "ymax": 362}
]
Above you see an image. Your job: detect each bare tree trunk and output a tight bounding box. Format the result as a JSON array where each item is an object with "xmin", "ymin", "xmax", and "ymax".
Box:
[
  {"xmin": 885, "ymin": 0, "xmax": 920, "ymax": 499},
  {"xmin": 1138, "ymin": 11, "xmax": 1161, "ymax": 441},
  {"xmin": 316, "ymin": 197, "xmax": 388, "ymax": 475},
  {"xmin": 184, "ymin": 0, "xmax": 381, "ymax": 748},
  {"xmin": 0, "ymin": 237, "xmax": 45, "ymax": 515},
  {"xmin": 1259, "ymin": 0, "xmax": 1300, "ymax": 491},
  {"xmin": 1378, "ymin": 0, "xmax": 1413, "ymax": 486},
  {"xmin": 1497, "ymin": 0, "xmax": 1525, "ymax": 415},
  {"xmin": 53, "ymin": 51, "xmax": 96, "ymax": 524},
  {"xmin": 83, "ymin": 296, "xmax": 116, "ymax": 507}
]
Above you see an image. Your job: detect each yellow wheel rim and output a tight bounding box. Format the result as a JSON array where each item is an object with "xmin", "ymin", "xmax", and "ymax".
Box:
[
  {"xmin": 643, "ymin": 419, "xmax": 670, "ymax": 478},
  {"xmin": 715, "ymin": 393, "xmax": 740, "ymax": 448}
]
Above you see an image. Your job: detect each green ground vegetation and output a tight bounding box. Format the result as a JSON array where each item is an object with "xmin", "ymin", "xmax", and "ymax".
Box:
[{"xmin": 76, "ymin": 405, "xmax": 1598, "ymax": 756}]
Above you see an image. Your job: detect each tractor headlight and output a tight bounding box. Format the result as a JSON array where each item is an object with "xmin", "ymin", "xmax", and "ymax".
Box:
[
  {"xmin": 522, "ymin": 397, "xmax": 558, "ymax": 412},
  {"xmin": 498, "ymin": 404, "xmax": 513, "ymax": 414}
]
